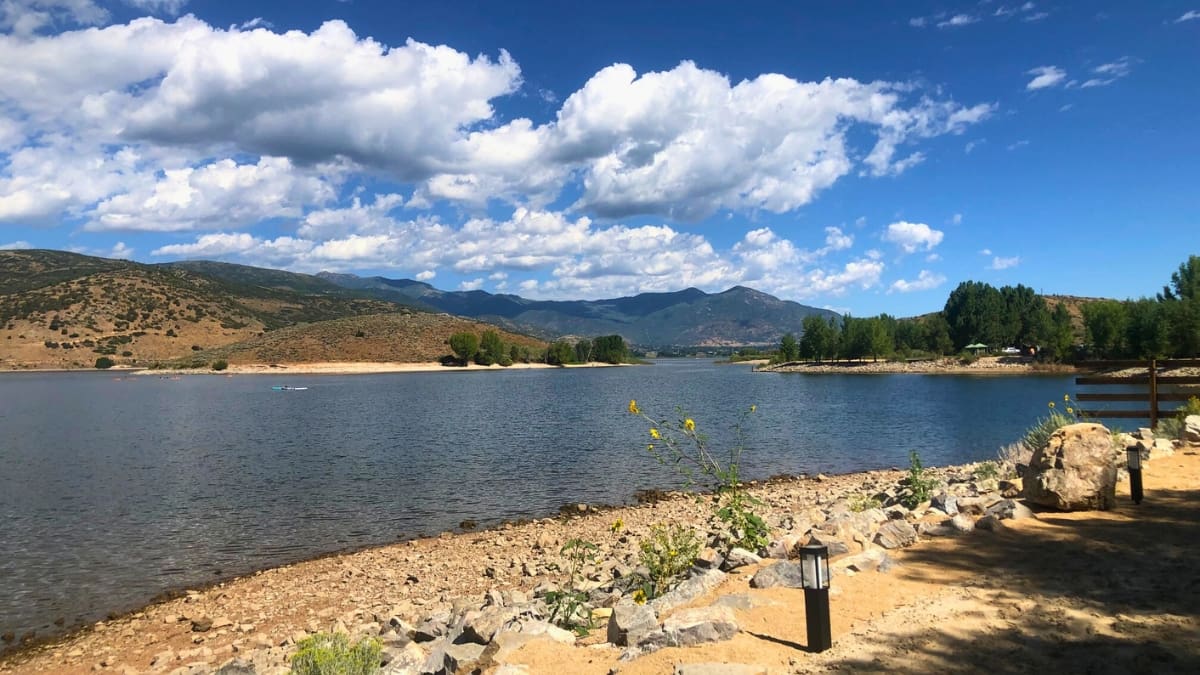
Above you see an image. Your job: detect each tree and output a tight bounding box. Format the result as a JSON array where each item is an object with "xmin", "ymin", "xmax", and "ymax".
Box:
[
  {"xmin": 1124, "ymin": 298, "xmax": 1169, "ymax": 359},
  {"xmin": 476, "ymin": 330, "xmax": 505, "ymax": 365},
  {"xmin": 1082, "ymin": 300, "xmax": 1127, "ymax": 359},
  {"xmin": 799, "ymin": 315, "xmax": 831, "ymax": 362},
  {"xmin": 778, "ymin": 332, "xmax": 799, "ymax": 362},
  {"xmin": 546, "ymin": 340, "xmax": 575, "ymax": 365},
  {"xmin": 448, "ymin": 332, "xmax": 479, "ymax": 365},
  {"xmin": 592, "ymin": 335, "xmax": 628, "ymax": 363},
  {"xmin": 923, "ymin": 314, "xmax": 954, "ymax": 355},
  {"xmin": 1159, "ymin": 256, "xmax": 1200, "ymax": 357},
  {"xmin": 574, "ymin": 338, "xmax": 593, "ymax": 363},
  {"xmin": 867, "ymin": 316, "xmax": 892, "ymax": 362},
  {"xmin": 94, "ymin": 356, "xmax": 114, "ymax": 369},
  {"xmin": 1042, "ymin": 303, "xmax": 1075, "ymax": 362},
  {"xmin": 943, "ymin": 281, "xmax": 1004, "ymax": 350}
]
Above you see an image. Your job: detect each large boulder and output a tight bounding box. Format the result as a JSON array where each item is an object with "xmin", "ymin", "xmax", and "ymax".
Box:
[
  {"xmin": 1023, "ymin": 423, "xmax": 1118, "ymax": 511},
  {"xmin": 1185, "ymin": 415, "xmax": 1200, "ymax": 444}
]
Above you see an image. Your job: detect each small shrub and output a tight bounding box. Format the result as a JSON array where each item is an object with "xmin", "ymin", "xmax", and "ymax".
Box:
[
  {"xmin": 543, "ymin": 539, "xmax": 598, "ymax": 635},
  {"xmin": 848, "ymin": 493, "xmax": 882, "ymax": 512},
  {"xmin": 1021, "ymin": 410, "xmax": 1075, "ymax": 453},
  {"xmin": 94, "ymin": 357, "xmax": 114, "ymax": 369},
  {"xmin": 638, "ymin": 524, "xmax": 700, "ymax": 599},
  {"xmin": 211, "ymin": 360, "xmax": 228, "ymax": 371},
  {"xmin": 974, "ymin": 461, "xmax": 999, "ymax": 481},
  {"xmin": 289, "ymin": 632, "xmax": 381, "ymax": 675},
  {"xmin": 715, "ymin": 490, "xmax": 770, "ymax": 554},
  {"xmin": 901, "ymin": 450, "xmax": 938, "ymax": 509}
]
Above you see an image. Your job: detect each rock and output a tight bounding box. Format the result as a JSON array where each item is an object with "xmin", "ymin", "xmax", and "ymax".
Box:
[
  {"xmin": 930, "ymin": 491, "xmax": 958, "ymax": 515},
  {"xmin": 661, "ymin": 606, "xmax": 738, "ymax": 647},
  {"xmin": 650, "ymin": 570, "xmax": 726, "ymax": 615},
  {"xmin": 749, "ymin": 561, "xmax": 805, "ymax": 589},
  {"xmin": 190, "ymin": 618, "xmax": 213, "ymax": 633},
  {"xmin": 1023, "ymin": 422, "xmax": 1118, "ymax": 511},
  {"xmin": 511, "ymin": 620, "xmax": 574, "ymax": 645},
  {"xmin": 985, "ymin": 498, "xmax": 1036, "ymax": 521},
  {"xmin": 998, "ymin": 480, "xmax": 1022, "ymax": 498},
  {"xmin": 380, "ymin": 640, "xmax": 425, "ymax": 673},
  {"xmin": 459, "ymin": 607, "xmax": 518, "ymax": 645},
  {"xmin": 674, "ymin": 664, "xmax": 767, "ymax": 675},
  {"xmin": 441, "ymin": 642, "xmax": 486, "ymax": 674},
  {"xmin": 1186, "ymin": 415, "xmax": 1200, "ymax": 444},
  {"xmin": 1151, "ymin": 438, "xmax": 1176, "ymax": 460},
  {"xmin": 954, "ymin": 496, "xmax": 998, "ymax": 516},
  {"xmin": 722, "ymin": 548, "xmax": 762, "ymax": 569},
  {"xmin": 693, "ymin": 547, "xmax": 725, "ymax": 570},
  {"xmin": 976, "ymin": 515, "xmax": 1006, "ymax": 531},
  {"xmin": 835, "ymin": 549, "xmax": 894, "ymax": 574},
  {"xmin": 215, "ymin": 659, "xmax": 256, "ymax": 675},
  {"xmin": 606, "ymin": 601, "xmax": 658, "ymax": 647},
  {"xmin": 874, "ymin": 520, "xmax": 918, "ymax": 549},
  {"xmin": 412, "ymin": 616, "xmax": 450, "ymax": 643},
  {"xmin": 948, "ymin": 513, "xmax": 975, "ymax": 533},
  {"xmin": 805, "ymin": 534, "xmax": 850, "ymax": 559}
]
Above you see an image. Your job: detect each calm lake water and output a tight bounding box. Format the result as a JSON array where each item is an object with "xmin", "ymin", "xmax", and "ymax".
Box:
[{"xmin": 0, "ymin": 361, "xmax": 1074, "ymax": 645}]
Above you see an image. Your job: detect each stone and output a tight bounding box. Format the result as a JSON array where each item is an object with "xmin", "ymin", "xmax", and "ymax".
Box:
[
  {"xmin": 722, "ymin": 548, "xmax": 762, "ymax": 569},
  {"xmin": 835, "ymin": 549, "xmax": 894, "ymax": 574},
  {"xmin": 440, "ymin": 642, "xmax": 485, "ymax": 674},
  {"xmin": 606, "ymin": 601, "xmax": 658, "ymax": 647},
  {"xmin": 650, "ymin": 570, "xmax": 726, "ymax": 615},
  {"xmin": 1023, "ymin": 422, "xmax": 1118, "ymax": 511},
  {"xmin": 1151, "ymin": 438, "xmax": 1176, "ymax": 460},
  {"xmin": 985, "ymin": 498, "xmax": 1037, "ymax": 521},
  {"xmin": 693, "ymin": 547, "xmax": 725, "ymax": 570},
  {"xmin": 930, "ymin": 491, "xmax": 958, "ymax": 515},
  {"xmin": 459, "ymin": 606, "xmax": 518, "ymax": 645},
  {"xmin": 805, "ymin": 534, "xmax": 850, "ymax": 559},
  {"xmin": 190, "ymin": 618, "xmax": 213, "ymax": 633},
  {"xmin": 998, "ymin": 480, "xmax": 1022, "ymax": 498},
  {"xmin": 749, "ymin": 561, "xmax": 805, "ymax": 589},
  {"xmin": 379, "ymin": 641, "xmax": 425, "ymax": 674},
  {"xmin": 214, "ymin": 659, "xmax": 256, "ymax": 675},
  {"xmin": 948, "ymin": 513, "xmax": 975, "ymax": 533},
  {"xmin": 512, "ymin": 620, "xmax": 574, "ymax": 645},
  {"xmin": 412, "ymin": 616, "xmax": 449, "ymax": 643},
  {"xmin": 661, "ymin": 606, "xmax": 738, "ymax": 647},
  {"xmin": 674, "ymin": 664, "xmax": 767, "ymax": 675},
  {"xmin": 874, "ymin": 520, "xmax": 918, "ymax": 549},
  {"xmin": 975, "ymin": 515, "xmax": 1006, "ymax": 531},
  {"xmin": 1186, "ymin": 415, "xmax": 1200, "ymax": 444}
]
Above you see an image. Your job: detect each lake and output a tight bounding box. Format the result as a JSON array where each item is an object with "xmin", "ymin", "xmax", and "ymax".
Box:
[{"xmin": 0, "ymin": 360, "xmax": 1074, "ymax": 645}]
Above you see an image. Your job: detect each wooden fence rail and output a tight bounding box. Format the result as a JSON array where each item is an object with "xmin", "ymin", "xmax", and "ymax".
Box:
[{"xmin": 1075, "ymin": 359, "xmax": 1200, "ymax": 427}]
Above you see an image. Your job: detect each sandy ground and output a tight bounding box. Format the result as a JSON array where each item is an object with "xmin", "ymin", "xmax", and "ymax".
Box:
[
  {"xmin": 127, "ymin": 361, "xmax": 627, "ymax": 376},
  {"xmin": 757, "ymin": 355, "xmax": 1076, "ymax": 376},
  {"xmin": 2, "ymin": 451, "xmax": 1197, "ymax": 674}
]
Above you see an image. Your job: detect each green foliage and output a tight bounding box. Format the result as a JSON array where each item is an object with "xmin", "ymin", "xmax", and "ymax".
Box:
[
  {"xmin": 716, "ymin": 490, "xmax": 770, "ymax": 554},
  {"xmin": 848, "ymin": 493, "xmax": 882, "ymax": 512},
  {"xmin": 778, "ymin": 332, "xmax": 799, "ymax": 362},
  {"xmin": 592, "ymin": 335, "xmax": 629, "ymax": 364},
  {"xmin": 546, "ymin": 340, "xmax": 575, "ymax": 365},
  {"xmin": 574, "ymin": 338, "xmax": 593, "ymax": 363},
  {"xmin": 1021, "ymin": 408, "xmax": 1077, "ymax": 453},
  {"xmin": 638, "ymin": 524, "xmax": 700, "ymax": 598},
  {"xmin": 211, "ymin": 359, "xmax": 228, "ymax": 371},
  {"xmin": 289, "ymin": 632, "xmax": 382, "ymax": 675},
  {"xmin": 901, "ymin": 451, "xmax": 938, "ymax": 510},
  {"xmin": 974, "ymin": 461, "xmax": 999, "ymax": 481},
  {"xmin": 544, "ymin": 539, "xmax": 598, "ymax": 635},
  {"xmin": 94, "ymin": 356, "xmax": 114, "ymax": 369},
  {"xmin": 448, "ymin": 331, "xmax": 478, "ymax": 365},
  {"xmin": 1082, "ymin": 300, "xmax": 1128, "ymax": 359},
  {"xmin": 477, "ymin": 329, "xmax": 505, "ymax": 366}
]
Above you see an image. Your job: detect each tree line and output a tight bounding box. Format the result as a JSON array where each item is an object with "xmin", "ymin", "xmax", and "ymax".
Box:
[
  {"xmin": 446, "ymin": 331, "xmax": 631, "ymax": 366},
  {"xmin": 769, "ymin": 255, "xmax": 1199, "ymax": 363}
]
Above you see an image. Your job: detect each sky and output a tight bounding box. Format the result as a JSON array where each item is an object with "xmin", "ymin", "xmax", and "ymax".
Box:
[{"xmin": 0, "ymin": 1, "xmax": 1197, "ymax": 316}]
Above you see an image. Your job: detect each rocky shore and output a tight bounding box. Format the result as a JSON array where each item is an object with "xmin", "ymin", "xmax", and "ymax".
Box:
[
  {"xmin": 756, "ymin": 355, "xmax": 1074, "ymax": 375},
  {"xmin": 3, "ymin": 432, "xmax": 1198, "ymax": 675}
]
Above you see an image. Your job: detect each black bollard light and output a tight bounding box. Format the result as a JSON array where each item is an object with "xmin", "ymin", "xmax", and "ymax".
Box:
[
  {"xmin": 1127, "ymin": 447, "xmax": 1144, "ymax": 505},
  {"xmin": 799, "ymin": 543, "xmax": 832, "ymax": 652}
]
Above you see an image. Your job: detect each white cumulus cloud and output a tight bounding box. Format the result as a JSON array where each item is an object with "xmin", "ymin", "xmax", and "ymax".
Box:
[
  {"xmin": 1176, "ymin": 10, "xmax": 1200, "ymax": 23},
  {"xmin": 1026, "ymin": 66, "xmax": 1067, "ymax": 90},
  {"xmin": 883, "ymin": 221, "xmax": 944, "ymax": 253},
  {"xmin": 889, "ymin": 270, "xmax": 946, "ymax": 293},
  {"xmin": 990, "ymin": 255, "xmax": 1021, "ymax": 270}
]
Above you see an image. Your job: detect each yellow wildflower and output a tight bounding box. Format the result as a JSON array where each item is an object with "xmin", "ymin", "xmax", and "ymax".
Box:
[
  {"xmin": 1064, "ymin": 394, "xmax": 1070, "ymax": 402},
  {"xmin": 750, "ymin": 404, "xmax": 756, "ymax": 413},
  {"xmin": 647, "ymin": 444, "xmax": 655, "ymax": 453},
  {"xmin": 1067, "ymin": 407, "xmax": 1074, "ymax": 414},
  {"xmin": 650, "ymin": 428, "xmax": 661, "ymax": 440},
  {"xmin": 628, "ymin": 399, "xmax": 640, "ymax": 414},
  {"xmin": 610, "ymin": 518, "xmax": 624, "ymax": 533},
  {"xmin": 632, "ymin": 589, "xmax": 647, "ymax": 605},
  {"xmin": 684, "ymin": 418, "xmax": 696, "ymax": 432},
  {"xmin": 1048, "ymin": 402, "xmax": 1055, "ymax": 409}
]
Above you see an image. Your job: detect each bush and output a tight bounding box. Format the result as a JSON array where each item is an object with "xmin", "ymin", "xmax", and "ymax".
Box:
[
  {"xmin": 1021, "ymin": 410, "xmax": 1075, "ymax": 453},
  {"xmin": 638, "ymin": 524, "xmax": 700, "ymax": 599},
  {"xmin": 94, "ymin": 357, "xmax": 114, "ymax": 369},
  {"xmin": 290, "ymin": 633, "xmax": 381, "ymax": 675},
  {"xmin": 448, "ymin": 332, "xmax": 478, "ymax": 365},
  {"xmin": 848, "ymin": 493, "xmax": 882, "ymax": 512},
  {"xmin": 211, "ymin": 360, "xmax": 228, "ymax": 371},
  {"xmin": 974, "ymin": 461, "xmax": 999, "ymax": 481},
  {"xmin": 901, "ymin": 450, "xmax": 938, "ymax": 509}
]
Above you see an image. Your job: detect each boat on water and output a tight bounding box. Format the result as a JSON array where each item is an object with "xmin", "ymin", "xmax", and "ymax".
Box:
[{"xmin": 270, "ymin": 385, "xmax": 309, "ymax": 391}]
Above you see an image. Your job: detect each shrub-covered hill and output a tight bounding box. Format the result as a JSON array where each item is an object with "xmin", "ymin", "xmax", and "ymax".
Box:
[
  {"xmin": 178, "ymin": 313, "xmax": 548, "ymax": 366},
  {"xmin": 0, "ymin": 250, "xmax": 409, "ymax": 369}
]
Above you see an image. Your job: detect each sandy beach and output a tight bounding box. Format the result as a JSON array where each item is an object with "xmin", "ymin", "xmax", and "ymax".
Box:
[
  {"xmin": 126, "ymin": 361, "xmax": 628, "ymax": 376},
  {"xmin": 2, "ymin": 441, "xmax": 1197, "ymax": 674},
  {"xmin": 757, "ymin": 355, "xmax": 1076, "ymax": 376}
]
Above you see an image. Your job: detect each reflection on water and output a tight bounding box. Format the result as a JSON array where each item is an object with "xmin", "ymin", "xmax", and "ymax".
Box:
[{"xmin": 0, "ymin": 362, "xmax": 1073, "ymax": 644}]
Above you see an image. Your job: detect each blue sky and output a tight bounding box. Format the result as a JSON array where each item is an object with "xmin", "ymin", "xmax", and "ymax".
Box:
[{"xmin": 0, "ymin": 1, "xmax": 1197, "ymax": 316}]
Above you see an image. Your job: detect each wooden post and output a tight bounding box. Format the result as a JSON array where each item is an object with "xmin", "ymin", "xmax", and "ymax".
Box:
[{"xmin": 1149, "ymin": 359, "xmax": 1158, "ymax": 429}]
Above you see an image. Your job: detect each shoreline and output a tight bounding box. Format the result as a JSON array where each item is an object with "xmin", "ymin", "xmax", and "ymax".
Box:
[
  {"xmin": 756, "ymin": 355, "xmax": 1077, "ymax": 376},
  {"xmin": 1, "ymin": 361, "xmax": 630, "ymax": 376},
  {"xmin": 5, "ymin": 442, "xmax": 1197, "ymax": 673}
]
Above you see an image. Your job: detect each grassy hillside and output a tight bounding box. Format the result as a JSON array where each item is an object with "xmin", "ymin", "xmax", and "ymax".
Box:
[
  {"xmin": 176, "ymin": 312, "xmax": 547, "ymax": 366},
  {"xmin": 0, "ymin": 250, "xmax": 407, "ymax": 369}
]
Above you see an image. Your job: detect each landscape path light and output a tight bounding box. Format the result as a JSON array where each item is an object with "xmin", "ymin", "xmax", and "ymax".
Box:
[
  {"xmin": 799, "ymin": 543, "xmax": 832, "ymax": 652},
  {"xmin": 1127, "ymin": 447, "xmax": 1144, "ymax": 505}
]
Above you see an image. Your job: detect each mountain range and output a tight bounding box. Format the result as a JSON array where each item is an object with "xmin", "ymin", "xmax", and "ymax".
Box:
[{"xmin": 315, "ymin": 271, "xmax": 839, "ymax": 346}]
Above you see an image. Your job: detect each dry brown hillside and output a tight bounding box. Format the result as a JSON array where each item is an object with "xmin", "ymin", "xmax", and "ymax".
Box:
[
  {"xmin": 0, "ymin": 250, "xmax": 404, "ymax": 370},
  {"xmin": 182, "ymin": 313, "xmax": 547, "ymax": 365}
]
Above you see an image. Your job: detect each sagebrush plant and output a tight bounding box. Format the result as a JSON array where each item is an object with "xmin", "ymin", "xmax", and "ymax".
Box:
[
  {"xmin": 973, "ymin": 461, "xmax": 999, "ymax": 481},
  {"xmin": 848, "ymin": 492, "xmax": 882, "ymax": 513},
  {"xmin": 1158, "ymin": 396, "xmax": 1200, "ymax": 441},
  {"xmin": 902, "ymin": 450, "xmax": 938, "ymax": 510},
  {"xmin": 637, "ymin": 523, "xmax": 700, "ymax": 599},
  {"xmin": 290, "ymin": 632, "xmax": 381, "ymax": 675},
  {"xmin": 627, "ymin": 400, "xmax": 770, "ymax": 554},
  {"xmin": 543, "ymin": 538, "xmax": 598, "ymax": 635},
  {"xmin": 1021, "ymin": 395, "xmax": 1083, "ymax": 452}
]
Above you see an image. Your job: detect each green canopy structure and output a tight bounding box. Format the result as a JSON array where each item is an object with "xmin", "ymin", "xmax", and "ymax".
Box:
[{"xmin": 964, "ymin": 343, "xmax": 988, "ymax": 354}]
